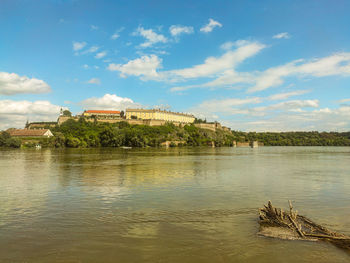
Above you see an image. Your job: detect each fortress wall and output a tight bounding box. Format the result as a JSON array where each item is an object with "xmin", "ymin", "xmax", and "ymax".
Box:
[{"xmin": 194, "ymin": 123, "xmax": 217, "ymax": 132}]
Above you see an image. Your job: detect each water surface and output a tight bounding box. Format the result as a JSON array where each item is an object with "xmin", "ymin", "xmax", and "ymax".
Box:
[{"xmin": 1, "ymin": 147, "xmax": 350, "ymax": 262}]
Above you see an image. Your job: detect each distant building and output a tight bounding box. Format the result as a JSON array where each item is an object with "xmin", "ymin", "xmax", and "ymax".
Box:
[
  {"xmin": 9, "ymin": 129, "xmax": 53, "ymax": 137},
  {"xmin": 126, "ymin": 109, "xmax": 195, "ymax": 124},
  {"xmin": 83, "ymin": 110, "xmax": 121, "ymax": 119}
]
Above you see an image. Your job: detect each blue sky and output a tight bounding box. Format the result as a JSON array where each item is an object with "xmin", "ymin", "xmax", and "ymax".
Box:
[{"xmin": 1, "ymin": 0, "xmax": 350, "ymax": 131}]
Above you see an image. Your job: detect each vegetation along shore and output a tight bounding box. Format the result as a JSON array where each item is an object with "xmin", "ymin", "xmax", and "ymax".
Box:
[{"xmin": 1, "ymin": 118, "xmax": 350, "ymax": 148}]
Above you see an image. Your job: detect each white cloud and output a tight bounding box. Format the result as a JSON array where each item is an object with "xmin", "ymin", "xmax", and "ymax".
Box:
[
  {"xmin": 90, "ymin": 25, "xmax": 99, "ymax": 30},
  {"xmin": 111, "ymin": 33, "xmax": 120, "ymax": 40},
  {"xmin": 108, "ymin": 40, "xmax": 265, "ymax": 85},
  {"xmin": 133, "ymin": 27, "xmax": 168, "ymax": 48},
  {"xmin": 0, "ymin": 72, "xmax": 51, "ymax": 95},
  {"xmin": 169, "ymin": 25, "xmax": 194, "ymax": 37},
  {"xmin": 255, "ymin": 99, "xmax": 319, "ymax": 112},
  {"xmin": 190, "ymin": 97, "xmax": 262, "ymax": 119},
  {"xmin": 169, "ymin": 41, "xmax": 265, "ymax": 80},
  {"xmin": 111, "ymin": 27, "xmax": 124, "ymax": 40},
  {"xmin": 226, "ymin": 105, "xmax": 350, "ymax": 131},
  {"xmin": 249, "ymin": 61, "xmax": 298, "ymax": 92},
  {"xmin": 268, "ymin": 90, "xmax": 310, "ymax": 100},
  {"xmin": 185, "ymin": 51, "xmax": 350, "ymax": 93},
  {"xmin": 220, "ymin": 40, "xmax": 251, "ymax": 50},
  {"xmin": 107, "ymin": 55, "xmax": 162, "ymax": 79},
  {"xmin": 80, "ymin": 94, "xmax": 140, "ymax": 110},
  {"xmin": 0, "ymin": 100, "xmax": 62, "ymax": 130},
  {"xmin": 87, "ymin": 78, "xmax": 101, "ymax": 85},
  {"xmin": 83, "ymin": 64, "xmax": 89, "ymax": 69},
  {"xmin": 273, "ymin": 32, "xmax": 291, "ymax": 39},
  {"xmin": 200, "ymin": 18, "xmax": 222, "ymax": 33},
  {"xmin": 95, "ymin": 51, "xmax": 107, "ymax": 59},
  {"xmin": 188, "ymin": 96, "xmax": 348, "ymax": 131},
  {"xmin": 190, "ymin": 98, "xmax": 319, "ymax": 121},
  {"xmin": 104, "ymin": 37, "xmax": 350, "ymax": 98},
  {"xmin": 338, "ymin": 98, "xmax": 350, "ymax": 103},
  {"xmin": 72, "ymin": 41, "xmax": 87, "ymax": 51},
  {"xmin": 76, "ymin": 45, "xmax": 99, "ymax": 55},
  {"xmin": 249, "ymin": 53, "xmax": 350, "ymax": 92},
  {"xmin": 297, "ymin": 53, "xmax": 350, "ymax": 77},
  {"xmin": 84, "ymin": 45, "xmax": 99, "ymax": 53}
]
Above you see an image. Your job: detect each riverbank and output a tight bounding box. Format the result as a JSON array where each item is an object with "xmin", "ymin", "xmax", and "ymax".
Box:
[{"xmin": 1, "ymin": 119, "xmax": 350, "ymax": 148}]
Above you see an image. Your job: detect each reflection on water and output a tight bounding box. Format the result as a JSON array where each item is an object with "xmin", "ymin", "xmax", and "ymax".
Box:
[{"xmin": 0, "ymin": 147, "xmax": 350, "ymax": 262}]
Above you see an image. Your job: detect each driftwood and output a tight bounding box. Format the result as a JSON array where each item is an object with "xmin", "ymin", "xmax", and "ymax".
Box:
[{"xmin": 258, "ymin": 201, "xmax": 350, "ymax": 251}]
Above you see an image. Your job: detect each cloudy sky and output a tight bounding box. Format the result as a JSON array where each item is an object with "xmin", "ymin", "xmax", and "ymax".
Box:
[{"xmin": 1, "ymin": 0, "xmax": 350, "ymax": 131}]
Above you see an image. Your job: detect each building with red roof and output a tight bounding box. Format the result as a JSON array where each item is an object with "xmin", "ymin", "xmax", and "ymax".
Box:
[
  {"xmin": 83, "ymin": 110, "xmax": 121, "ymax": 119},
  {"xmin": 9, "ymin": 129, "xmax": 53, "ymax": 137}
]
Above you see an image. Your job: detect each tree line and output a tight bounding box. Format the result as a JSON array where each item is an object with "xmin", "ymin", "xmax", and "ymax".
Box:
[
  {"xmin": 231, "ymin": 131, "xmax": 350, "ymax": 146},
  {"xmin": 1, "ymin": 118, "xmax": 350, "ymax": 148},
  {"xmin": 43, "ymin": 118, "xmax": 235, "ymax": 148}
]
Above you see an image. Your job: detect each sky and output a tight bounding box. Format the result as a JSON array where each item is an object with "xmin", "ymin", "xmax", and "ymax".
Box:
[{"xmin": 1, "ymin": 0, "xmax": 350, "ymax": 131}]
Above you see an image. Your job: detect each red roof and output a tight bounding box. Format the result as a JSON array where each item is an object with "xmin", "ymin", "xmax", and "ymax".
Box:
[
  {"xmin": 84, "ymin": 110, "xmax": 120, "ymax": 114},
  {"xmin": 9, "ymin": 129, "xmax": 51, "ymax": 137}
]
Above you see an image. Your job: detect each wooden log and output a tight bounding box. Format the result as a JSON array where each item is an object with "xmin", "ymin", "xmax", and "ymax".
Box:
[
  {"xmin": 259, "ymin": 201, "xmax": 350, "ymax": 252},
  {"xmin": 288, "ymin": 214, "xmax": 305, "ymax": 237},
  {"xmin": 288, "ymin": 200, "xmax": 293, "ymax": 215}
]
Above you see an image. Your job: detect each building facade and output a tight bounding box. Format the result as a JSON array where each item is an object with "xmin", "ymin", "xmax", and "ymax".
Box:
[
  {"xmin": 125, "ymin": 109, "xmax": 195, "ymax": 124},
  {"xmin": 83, "ymin": 110, "xmax": 121, "ymax": 119}
]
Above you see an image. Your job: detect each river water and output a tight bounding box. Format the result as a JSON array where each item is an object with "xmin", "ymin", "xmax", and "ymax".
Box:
[{"xmin": 0, "ymin": 147, "xmax": 350, "ymax": 262}]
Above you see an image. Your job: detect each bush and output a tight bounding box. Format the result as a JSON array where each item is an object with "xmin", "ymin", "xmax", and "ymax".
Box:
[
  {"xmin": 66, "ymin": 136, "xmax": 81, "ymax": 148},
  {"xmin": 0, "ymin": 132, "xmax": 21, "ymax": 148},
  {"xmin": 5, "ymin": 137, "xmax": 21, "ymax": 148}
]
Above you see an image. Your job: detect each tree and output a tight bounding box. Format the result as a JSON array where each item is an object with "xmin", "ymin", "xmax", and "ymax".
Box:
[
  {"xmin": 0, "ymin": 132, "xmax": 21, "ymax": 148},
  {"xmin": 66, "ymin": 136, "xmax": 81, "ymax": 148},
  {"xmin": 62, "ymin": 110, "xmax": 72, "ymax": 117},
  {"xmin": 120, "ymin": 110, "xmax": 125, "ymax": 118}
]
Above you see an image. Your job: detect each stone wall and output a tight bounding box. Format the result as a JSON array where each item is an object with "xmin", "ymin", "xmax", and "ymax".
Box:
[
  {"xmin": 222, "ymin": 126, "xmax": 231, "ymax": 132},
  {"xmin": 194, "ymin": 122, "xmax": 232, "ymax": 132},
  {"xmin": 194, "ymin": 123, "xmax": 218, "ymax": 132},
  {"xmin": 57, "ymin": 116, "xmax": 79, "ymax": 125},
  {"xmin": 28, "ymin": 123, "xmax": 57, "ymax": 129}
]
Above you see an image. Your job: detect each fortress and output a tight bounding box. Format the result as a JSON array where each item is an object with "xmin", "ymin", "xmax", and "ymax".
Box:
[
  {"xmin": 28, "ymin": 108, "xmax": 231, "ymax": 133},
  {"xmin": 125, "ymin": 109, "xmax": 195, "ymax": 124}
]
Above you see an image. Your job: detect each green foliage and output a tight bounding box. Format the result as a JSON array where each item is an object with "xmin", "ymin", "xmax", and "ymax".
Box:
[
  {"xmin": 66, "ymin": 136, "xmax": 81, "ymax": 148},
  {"xmin": 231, "ymin": 131, "xmax": 350, "ymax": 146},
  {"xmin": 99, "ymin": 127, "xmax": 123, "ymax": 147},
  {"xmin": 62, "ymin": 110, "xmax": 72, "ymax": 117},
  {"xmin": 194, "ymin": 118, "xmax": 207, "ymax": 123},
  {"xmin": 47, "ymin": 120, "xmax": 236, "ymax": 148},
  {"xmin": 3, "ymin": 120, "xmax": 349, "ymax": 149},
  {"xmin": 0, "ymin": 132, "xmax": 21, "ymax": 148}
]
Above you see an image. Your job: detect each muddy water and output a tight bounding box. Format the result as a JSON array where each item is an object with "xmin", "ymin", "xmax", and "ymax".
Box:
[{"xmin": 0, "ymin": 147, "xmax": 349, "ymax": 262}]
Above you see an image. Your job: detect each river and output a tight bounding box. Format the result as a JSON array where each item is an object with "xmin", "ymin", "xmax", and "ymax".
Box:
[{"xmin": 0, "ymin": 147, "xmax": 349, "ymax": 262}]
